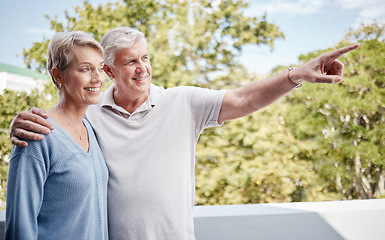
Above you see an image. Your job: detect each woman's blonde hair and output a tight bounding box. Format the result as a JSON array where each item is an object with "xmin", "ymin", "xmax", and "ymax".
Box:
[{"xmin": 46, "ymin": 31, "xmax": 103, "ymax": 88}]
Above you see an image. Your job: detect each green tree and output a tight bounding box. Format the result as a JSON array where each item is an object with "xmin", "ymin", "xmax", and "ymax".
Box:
[
  {"xmin": 282, "ymin": 22, "xmax": 385, "ymax": 200},
  {"xmin": 12, "ymin": 0, "xmax": 285, "ymax": 207},
  {"xmin": 0, "ymin": 87, "xmax": 55, "ymax": 208},
  {"xmin": 195, "ymin": 22, "xmax": 385, "ymax": 205},
  {"xmin": 195, "ymin": 102, "xmax": 339, "ymax": 205},
  {"xmin": 23, "ymin": 0, "xmax": 284, "ymax": 88},
  {"xmin": 18, "ymin": 0, "xmax": 385, "ymax": 205}
]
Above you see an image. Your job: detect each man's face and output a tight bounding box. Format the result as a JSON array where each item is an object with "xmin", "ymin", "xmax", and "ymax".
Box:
[{"xmin": 106, "ymin": 39, "xmax": 152, "ymax": 99}]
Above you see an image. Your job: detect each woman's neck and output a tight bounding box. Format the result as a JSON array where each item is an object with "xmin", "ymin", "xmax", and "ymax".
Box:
[
  {"xmin": 51, "ymin": 101, "xmax": 87, "ymax": 122},
  {"xmin": 47, "ymin": 103, "xmax": 89, "ymax": 151}
]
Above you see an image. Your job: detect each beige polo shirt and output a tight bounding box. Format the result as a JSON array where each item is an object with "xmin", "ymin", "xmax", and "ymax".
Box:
[{"xmin": 86, "ymin": 83, "xmax": 226, "ymax": 240}]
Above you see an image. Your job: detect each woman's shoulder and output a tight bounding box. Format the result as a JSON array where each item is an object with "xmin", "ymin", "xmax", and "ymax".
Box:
[
  {"xmin": 11, "ymin": 120, "xmax": 65, "ymax": 162},
  {"xmin": 10, "ymin": 136, "xmax": 51, "ymax": 166}
]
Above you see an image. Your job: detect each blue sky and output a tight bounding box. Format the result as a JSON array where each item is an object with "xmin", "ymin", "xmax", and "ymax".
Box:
[{"xmin": 0, "ymin": 0, "xmax": 384, "ymax": 75}]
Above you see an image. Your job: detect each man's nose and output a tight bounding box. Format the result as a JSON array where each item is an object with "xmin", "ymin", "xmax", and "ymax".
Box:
[{"xmin": 135, "ymin": 61, "xmax": 146, "ymax": 72}]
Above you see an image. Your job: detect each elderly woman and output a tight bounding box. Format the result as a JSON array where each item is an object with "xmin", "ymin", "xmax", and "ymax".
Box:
[{"xmin": 5, "ymin": 32, "xmax": 108, "ymax": 239}]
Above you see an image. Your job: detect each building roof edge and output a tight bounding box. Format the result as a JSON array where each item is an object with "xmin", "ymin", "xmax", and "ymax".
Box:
[{"xmin": 0, "ymin": 62, "xmax": 49, "ymax": 80}]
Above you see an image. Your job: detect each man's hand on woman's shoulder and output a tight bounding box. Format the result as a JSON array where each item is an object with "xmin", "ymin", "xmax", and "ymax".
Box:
[{"xmin": 9, "ymin": 107, "xmax": 54, "ymax": 147}]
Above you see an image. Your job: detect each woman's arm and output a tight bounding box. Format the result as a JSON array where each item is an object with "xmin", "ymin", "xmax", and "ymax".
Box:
[{"xmin": 5, "ymin": 148, "xmax": 47, "ymax": 239}]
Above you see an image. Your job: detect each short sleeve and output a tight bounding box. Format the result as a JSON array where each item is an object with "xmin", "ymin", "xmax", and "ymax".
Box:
[{"xmin": 185, "ymin": 87, "xmax": 227, "ymax": 131}]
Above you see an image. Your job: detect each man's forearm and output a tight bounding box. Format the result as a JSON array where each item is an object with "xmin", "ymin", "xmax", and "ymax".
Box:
[{"xmin": 219, "ymin": 70, "xmax": 297, "ymax": 123}]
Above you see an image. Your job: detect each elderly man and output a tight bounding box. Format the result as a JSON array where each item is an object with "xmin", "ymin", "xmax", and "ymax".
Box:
[{"xmin": 9, "ymin": 27, "xmax": 359, "ymax": 239}]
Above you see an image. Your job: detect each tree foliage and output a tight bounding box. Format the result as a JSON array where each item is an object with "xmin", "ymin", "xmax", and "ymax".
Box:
[
  {"xmin": 23, "ymin": 0, "xmax": 284, "ymax": 88},
  {"xmin": 1, "ymin": 1, "xmax": 383, "ymax": 209},
  {"xmin": 196, "ymin": 22, "xmax": 385, "ymax": 204},
  {"xmin": 0, "ymin": 88, "xmax": 54, "ymax": 207},
  {"xmin": 2, "ymin": 0, "xmax": 284, "ymax": 208},
  {"xmin": 196, "ymin": 103, "xmax": 339, "ymax": 205},
  {"xmin": 281, "ymin": 22, "xmax": 385, "ymax": 200}
]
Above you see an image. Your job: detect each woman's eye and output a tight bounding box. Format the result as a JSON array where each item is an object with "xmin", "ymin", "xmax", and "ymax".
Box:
[{"xmin": 80, "ymin": 68, "xmax": 90, "ymax": 72}]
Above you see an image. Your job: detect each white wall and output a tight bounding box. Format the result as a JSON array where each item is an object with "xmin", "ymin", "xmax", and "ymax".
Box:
[
  {"xmin": 0, "ymin": 199, "xmax": 383, "ymax": 239},
  {"xmin": 0, "ymin": 72, "xmax": 45, "ymax": 94},
  {"xmin": 193, "ymin": 199, "xmax": 385, "ymax": 240}
]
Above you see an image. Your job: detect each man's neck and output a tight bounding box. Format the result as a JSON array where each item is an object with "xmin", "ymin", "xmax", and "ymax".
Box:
[{"xmin": 113, "ymin": 88, "xmax": 149, "ymax": 114}]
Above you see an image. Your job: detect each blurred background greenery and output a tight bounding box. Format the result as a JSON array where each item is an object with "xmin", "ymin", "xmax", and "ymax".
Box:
[{"xmin": 0, "ymin": 0, "xmax": 384, "ymax": 209}]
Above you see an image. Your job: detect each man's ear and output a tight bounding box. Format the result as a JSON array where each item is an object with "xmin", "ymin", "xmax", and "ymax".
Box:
[
  {"xmin": 103, "ymin": 65, "xmax": 115, "ymax": 80},
  {"xmin": 51, "ymin": 67, "xmax": 62, "ymax": 85}
]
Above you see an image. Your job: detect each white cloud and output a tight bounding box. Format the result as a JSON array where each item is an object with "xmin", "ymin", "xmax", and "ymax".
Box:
[
  {"xmin": 335, "ymin": 0, "xmax": 366, "ymax": 9},
  {"xmin": 247, "ymin": 0, "xmax": 385, "ymax": 19},
  {"xmin": 358, "ymin": 3, "xmax": 385, "ymax": 23},
  {"xmin": 246, "ymin": 0, "xmax": 385, "ymax": 25},
  {"xmin": 336, "ymin": 0, "xmax": 385, "ymax": 24},
  {"xmin": 335, "ymin": 0, "xmax": 384, "ymax": 9},
  {"xmin": 246, "ymin": 0, "xmax": 326, "ymax": 15},
  {"xmin": 23, "ymin": 28, "xmax": 54, "ymax": 36}
]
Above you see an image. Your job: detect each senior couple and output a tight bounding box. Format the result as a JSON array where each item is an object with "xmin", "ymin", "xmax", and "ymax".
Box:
[{"xmin": 6, "ymin": 26, "xmax": 359, "ymax": 239}]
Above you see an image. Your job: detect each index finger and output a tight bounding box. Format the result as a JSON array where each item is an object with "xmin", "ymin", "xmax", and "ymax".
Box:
[
  {"xmin": 15, "ymin": 111, "xmax": 53, "ymax": 130},
  {"xmin": 327, "ymin": 43, "xmax": 360, "ymax": 60},
  {"xmin": 31, "ymin": 107, "xmax": 49, "ymax": 119}
]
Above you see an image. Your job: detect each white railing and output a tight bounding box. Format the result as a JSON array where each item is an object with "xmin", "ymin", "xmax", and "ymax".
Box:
[
  {"xmin": 0, "ymin": 199, "xmax": 384, "ymax": 239},
  {"xmin": 193, "ymin": 199, "xmax": 385, "ymax": 240}
]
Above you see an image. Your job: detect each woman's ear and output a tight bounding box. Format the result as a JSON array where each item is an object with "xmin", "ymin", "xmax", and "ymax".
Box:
[
  {"xmin": 103, "ymin": 65, "xmax": 115, "ymax": 80},
  {"xmin": 51, "ymin": 67, "xmax": 62, "ymax": 85}
]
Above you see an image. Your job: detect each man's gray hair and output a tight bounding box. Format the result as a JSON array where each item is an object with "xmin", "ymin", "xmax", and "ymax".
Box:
[
  {"xmin": 100, "ymin": 27, "xmax": 147, "ymax": 66},
  {"xmin": 47, "ymin": 31, "xmax": 103, "ymax": 89}
]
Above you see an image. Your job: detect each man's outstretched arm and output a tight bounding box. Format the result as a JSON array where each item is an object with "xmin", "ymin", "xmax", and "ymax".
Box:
[
  {"xmin": 9, "ymin": 107, "xmax": 54, "ymax": 147},
  {"xmin": 218, "ymin": 44, "xmax": 360, "ymax": 124}
]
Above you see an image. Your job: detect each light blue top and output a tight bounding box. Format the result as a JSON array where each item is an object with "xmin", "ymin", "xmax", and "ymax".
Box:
[{"xmin": 5, "ymin": 118, "xmax": 109, "ymax": 240}]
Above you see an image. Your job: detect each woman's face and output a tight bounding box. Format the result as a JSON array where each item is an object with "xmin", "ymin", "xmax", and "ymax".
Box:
[{"xmin": 60, "ymin": 45, "xmax": 104, "ymax": 106}]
